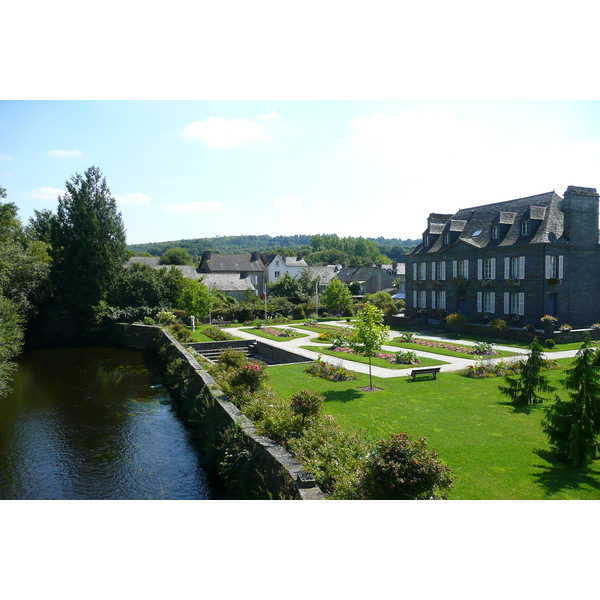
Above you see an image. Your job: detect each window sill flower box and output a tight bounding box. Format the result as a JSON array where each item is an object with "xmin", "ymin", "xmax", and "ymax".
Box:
[
  {"xmin": 478, "ymin": 279, "xmax": 494, "ymax": 287},
  {"xmin": 451, "ymin": 276, "xmax": 469, "ymax": 288},
  {"xmin": 547, "ymin": 277, "xmax": 562, "ymax": 286},
  {"xmin": 506, "ymin": 278, "xmax": 521, "ymax": 287}
]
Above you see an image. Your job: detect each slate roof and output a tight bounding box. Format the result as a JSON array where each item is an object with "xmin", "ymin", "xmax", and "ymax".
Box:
[
  {"xmin": 200, "ymin": 253, "xmax": 264, "ymax": 272},
  {"xmin": 200, "ymin": 273, "xmax": 256, "ymax": 292},
  {"xmin": 304, "ymin": 265, "xmax": 340, "ymax": 285},
  {"xmin": 411, "ymin": 190, "xmax": 566, "ymax": 255}
]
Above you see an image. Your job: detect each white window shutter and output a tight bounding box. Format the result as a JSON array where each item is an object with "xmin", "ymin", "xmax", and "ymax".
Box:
[
  {"xmin": 441, "ymin": 291, "xmax": 446, "ymax": 309},
  {"xmin": 519, "ymin": 256, "xmax": 525, "ymax": 279},
  {"xmin": 491, "ymin": 258, "xmax": 496, "ymax": 279},
  {"xmin": 558, "ymin": 255, "xmax": 564, "ymax": 279},
  {"xmin": 477, "ymin": 292, "xmax": 482, "ymax": 313},
  {"xmin": 413, "ymin": 290, "xmax": 417, "ymax": 308},
  {"xmin": 505, "ymin": 257, "xmax": 510, "ymax": 279},
  {"xmin": 490, "ymin": 292, "xmax": 496, "ymax": 313},
  {"xmin": 545, "ymin": 255, "xmax": 552, "ymax": 279},
  {"xmin": 431, "ymin": 262, "xmax": 436, "ymax": 280},
  {"xmin": 441, "ymin": 261, "xmax": 446, "ymax": 280},
  {"xmin": 413, "ymin": 263, "xmax": 417, "ymax": 280},
  {"xmin": 477, "ymin": 259, "xmax": 483, "ymax": 280},
  {"xmin": 431, "ymin": 291, "xmax": 436, "ymax": 309},
  {"xmin": 518, "ymin": 292, "xmax": 524, "ymax": 315},
  {"xmin": 504, "ymin": 292, "xmax": 510, "ymax": 314},
  {"xmin": 464, "ymin": 259, "xmax": 469, "ymax": 278},
  {"xmin": 452, "ymin": 260, "xmax": 457, "ymax": 278}
]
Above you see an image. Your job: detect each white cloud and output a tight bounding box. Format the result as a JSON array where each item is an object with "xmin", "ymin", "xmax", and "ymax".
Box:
[
  {"xmin": 183, "ymin": 115, "xmax": 273, "ymax": 148},
  {"xmin": 272, "ymin": 196, "xmax": 303, "ymax": 209},
  {"xmin": 0, "ymin": 154, "xmax": 10, "ymax": 161},
  {"xmin": 47, "ymin": 149, "xmax": 82, "ymax": 158},
  {"xmin": 257, "ymin": 109, "xmax": 280, "ymax": 121},
  {"xmin": 115, "ymin": 192, "xmax": 150, "ymax": 206},
  {"xmin": 30, "ymin": 186, "xmax": 64, "ymax": 201},
  {"xmin": 167, "ymin": 201, "xmax": 225, "ymax": 215}
]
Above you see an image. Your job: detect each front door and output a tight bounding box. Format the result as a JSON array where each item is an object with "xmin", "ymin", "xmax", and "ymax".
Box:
[
  {"xmin": 548, "ymin": 293, "xmax": 558, "ymax": 318},
  {"xmin": 458, "ymin": 289, "xmax": 468, "ymax": 316}
]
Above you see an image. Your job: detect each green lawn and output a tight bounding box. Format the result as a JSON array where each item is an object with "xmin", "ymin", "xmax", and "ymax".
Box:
[
  {"xmin": 240, "ymin": 327, "xmax": 310, "ymax": 342},
  {"xmin": 302, "ymin": 346, "xmax": 447, "ymax": 370},
  {"xmin": 387, "ymin": 339, "xmax": 519, "ymax": 360},
  {"xmin": 266, "ymin": 359, "xmax": 600, "ymax": 499},
  {"xmin": 189, "ymin": 326, "xmax": 242, "ymax": 342}
]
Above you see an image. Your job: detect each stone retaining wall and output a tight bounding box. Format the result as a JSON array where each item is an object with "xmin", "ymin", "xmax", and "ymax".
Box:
[
  {"xmin": 110, "ymin": 324, "xmax": 324, "ymax": 500},
  {"xmin": 187, "ymin": 339, "xmax": 314, "ymax": 365}
]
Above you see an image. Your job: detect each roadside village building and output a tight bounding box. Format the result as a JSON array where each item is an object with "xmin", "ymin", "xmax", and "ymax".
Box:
[
  {"xmin": 405, "ymin": 186, "xmax": 600, "ymax": 327},
  {"xmin": 261, "ymin": 253, "xmax": 309, "ymax": 283},
  {"xmin": 336, "ymin": 264, "xmax": 399, "ymax": 295},
  {"xmin": 198, "ymin": 251, "xmax": 265, "ymax": 294}
]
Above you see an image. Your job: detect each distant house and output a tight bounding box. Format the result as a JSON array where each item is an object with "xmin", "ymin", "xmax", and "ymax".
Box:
[
  {"xmin": 405, "ymin": 185, "xmax": 600, "ymax": 327},
  {"xmin": 200, "ymin": 273, "xmax": 257, "ymax": 301},
  {"xmin": 198, "ymin": 250, "xmax": 264, "ymax": 294},
  {"xmin": 304, "ymin": 265, "xmax": 341, "ymax": 292},
  {"xmin": 261, "ymin": 253, "xmax": 308, "ymax": 283},
  {"xmin": 125, "ymin": 256, "xmax": 202, "ymax": 280},
  {"xmin": 336, "ymin": 264, "xmax": 398, "ymax": 295}
]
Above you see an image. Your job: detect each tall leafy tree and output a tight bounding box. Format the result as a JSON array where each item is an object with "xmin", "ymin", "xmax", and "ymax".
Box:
[
  {"xmin": 47, "ymin": 166, "xmax": 127, "ymax": 326},
  {"xmin": 498, "ymin": 337, "xmax": 555, "ymax": 406},
  {"xmin": 542, "ymin": 334, "xmax": 600, "ymax": 467},
  {"xmin": 349, "ymin": 303, "xmax": 390, "ymax": 390},
  {"xmin": 176, "ymin": 278, "xmax": 213, "ymax": 321},
  {"xmin": 322, "ymin": 277, "xmax": 353, "ymax": 315},
  {"xmin": 159, "ymin": 247, "xmax": 194, "ymax": 265}
]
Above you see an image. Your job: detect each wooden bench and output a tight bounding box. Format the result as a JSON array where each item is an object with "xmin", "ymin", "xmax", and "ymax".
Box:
[{"xmin": 410, "ymin": 367, "xmax": 441, "ymax": 381}]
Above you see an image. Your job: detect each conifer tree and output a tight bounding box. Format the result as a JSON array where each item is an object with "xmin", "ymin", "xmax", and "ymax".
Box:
[
  {"xmin": 498, "ymin": 337, "xmax": 555, "ymax": 406},
  {"xmin": 542, "ymin": 334, "xmax": 600, "ymax": 467}
]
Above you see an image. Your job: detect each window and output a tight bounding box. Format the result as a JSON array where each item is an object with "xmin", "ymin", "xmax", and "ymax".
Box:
[
  {"xmin": 477, "ymin": 292, "xmax": 496, "ymax": 313},
  {"xmin": 437, "ymin": 261, "xmax": 446, "ymax": 280},
  {"xmin": 491, "ymin": 226, "xmax": 499, "ymax": 240},
  {"xmin": 472, "ymin": 229, "xmax": 483, "ymax": 237},
  {"xmin": 418, "ymin": 290, "xmax": 427, "ymax": 308},
  {"xmin": 505, "ymin": 256, "xmax": 525, "ymax": 279},
  {"xmin": 477, "ymin": 258, "xmax": 496, "ymax": 280},
  {"xmin": 436, "ymin": 290, "xmax": 446, "ymax": 309},
  {"xmin": 275, "ymin": 260, "xmax": 280, "ymax": 266},
  {"xmin": 419, "ymin": 262, "xmax": 427, "ymax": 281},
  {"xmin": 504, "ymin": 292, "xmax": 524, "ymax": 315},
  {"xmin": 452, "ymin": 259, "xmax": 469, "ymax": 279},
  {"xmin": 443, "ymin": 233, "xmax": 450, "ymax": 244},
  {"xmin": 545, "ymin": 255, "xmax": 564, "ymax": 279},
  {"xmin": 413, "ymin": 290, "xmax": 418, "ymax": 308},
  {"xmin": 274, "ymin": 271, "xmax": 280, "ymax": 278},
  {"xmin": 423, "ymin": 235, "xmax": 430, "ymax": 247},
  {"xmin": 521, "ymin": 220, "xmax": 530, "ymax": 236}
]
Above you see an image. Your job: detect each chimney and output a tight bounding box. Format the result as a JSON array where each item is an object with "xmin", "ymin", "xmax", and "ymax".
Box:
[
  {"xmin": 563, "ymin": 186, "xmax": 599, "ymax": 247},
  {"xmin": 250, "ymin": 251, "xmax": 259, "ymax": 262},
  {"xmin": 203, "ymin": 250, "xmax": 212, "ymax": 261}
]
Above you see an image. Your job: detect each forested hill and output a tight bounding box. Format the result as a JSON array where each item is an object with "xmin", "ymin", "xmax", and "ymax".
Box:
[{"xmin": 127, "ymin": 234, "xmax": 420, "ymax": 263}]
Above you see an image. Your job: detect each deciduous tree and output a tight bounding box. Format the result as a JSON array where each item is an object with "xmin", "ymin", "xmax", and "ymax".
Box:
[{"xmin": 349, "ymin": 303, "xmax": 389, "ymax": 390}]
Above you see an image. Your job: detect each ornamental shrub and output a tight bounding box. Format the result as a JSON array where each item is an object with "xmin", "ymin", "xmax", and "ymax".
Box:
[
  {"xmin": 156, "ymin": 310, "xmax": 177, "ymax": 324},
  {"xmin": 358, "ymin": 433, "xmax": 454, "ymax": 500},
  {"xmin": 290, "ymin": 390, "xmax": 324, "ymax": 424},
  {"xmin": 545, "ymin": 338, "xmax": 556, "ymax": 349},
  {"xmin": 167, "ymin": 323, "xmax": 194, "ymax": 343},
  {"xmin": 472, "ymin": 341, "xmax": 496, "ymax": 356},
  {"xmin": 393, "ymin": 351, "xmax": 420, "ymax": 365},
  {"xmin": 445, "ymin": 312, "xmax": 468, "ymax": 327}
]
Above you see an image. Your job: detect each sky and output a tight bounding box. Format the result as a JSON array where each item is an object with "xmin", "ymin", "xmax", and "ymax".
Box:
[{"xmin": 2, "ymin": 100, "xmax": 600, "ymax": 246}]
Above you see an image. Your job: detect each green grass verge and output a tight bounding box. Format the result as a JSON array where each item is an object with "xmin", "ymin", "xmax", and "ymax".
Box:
[
  {"xmin": 189, "ymin": 326, "xmax": 242, "ymax": 342},
  {"xmin": 387, "ymin": 339, "xmax": 519, "ymax": 360},
  {"xmin": 300, "ymin": 346, "xmax": 448, "ymax": 370},
  {"xmin": 240, "ymin": 327, "xmax": 310, "ymax": 342},
  {"xmin": 266, "ymin": 358, "xmax": 600, "ymax": 500}
]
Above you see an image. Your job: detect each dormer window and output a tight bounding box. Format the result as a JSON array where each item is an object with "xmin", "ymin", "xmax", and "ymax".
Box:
[
  {"xmin": 521, "ymin": 220, "xmax": 531, "ymax": 236},
  {"xmin": 491, "ymin": 226, "xmax": 499, "ymax": 240},
  {"xmin": 423, "ymin": 235, "xmax": 430, "ymax": 247},
  {"xmin": 443, "ymin": 232, "xmax": 450, "ymax": 244}
]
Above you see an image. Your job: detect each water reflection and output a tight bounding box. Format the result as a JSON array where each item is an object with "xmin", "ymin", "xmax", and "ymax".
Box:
[{"xmin": 0, "ymin": 346, "xmax": 210, "ymax": 500}]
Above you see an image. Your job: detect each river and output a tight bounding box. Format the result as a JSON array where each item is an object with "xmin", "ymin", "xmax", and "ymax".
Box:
[{"xmin": 0, "ymin": 346, "xmax": 211, "ymax": 500}]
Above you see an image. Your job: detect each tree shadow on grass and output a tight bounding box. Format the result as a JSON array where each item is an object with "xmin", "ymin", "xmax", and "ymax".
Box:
[
  {"xmin": 323, "ymin": 388, "xmax": 365, "ymax": 404},
  {"xmin": 532, "ymin": 448, "xmax": 600, "ymax": 497}
]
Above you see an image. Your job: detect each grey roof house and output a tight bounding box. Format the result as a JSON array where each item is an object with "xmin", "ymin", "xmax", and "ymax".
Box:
[{"xmin": 406, "ymin": 186, "xmax": 600, "ymax": 327}]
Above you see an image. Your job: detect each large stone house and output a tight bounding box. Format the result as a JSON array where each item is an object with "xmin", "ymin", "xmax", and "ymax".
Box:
[{"xmin": 405, "ymin": 186, "xmax": 600, "ymax": 327}]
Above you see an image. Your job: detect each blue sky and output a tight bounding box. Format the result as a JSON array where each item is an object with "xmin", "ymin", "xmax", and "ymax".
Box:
[{"xmin": 2, "ymin": 100, "xmax": 600, "ymax": 245}]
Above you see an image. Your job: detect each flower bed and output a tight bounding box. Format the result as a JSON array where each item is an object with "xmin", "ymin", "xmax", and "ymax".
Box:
[
  {"xmin": 402, "ymin": 337, "xmax": 498, "ymax": 356},
  {"xmin": 263, "ymin": 326, "xmax": 297, "ymax": 338},
  {"xmin": 203, "ymin": 325, "xmax": 234, "ymax": 341},
  {"xmin": 305, "ymin": 356, "xmax": 356, "ymax": 381}
]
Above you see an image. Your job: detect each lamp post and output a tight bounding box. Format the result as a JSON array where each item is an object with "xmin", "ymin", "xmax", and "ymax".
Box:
[{"xmin": 315, "ymin": 280, "xmax": 319, "ymax": 319}]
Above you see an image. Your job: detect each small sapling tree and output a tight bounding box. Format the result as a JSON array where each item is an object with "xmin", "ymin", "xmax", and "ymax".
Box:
[
  {"xmin": 498, "ymin": 337, "xmax": 555, "ymax": 406},
  {"xmin": 349, "ymin": 303, "xmax": 390, "ymax": 390}
]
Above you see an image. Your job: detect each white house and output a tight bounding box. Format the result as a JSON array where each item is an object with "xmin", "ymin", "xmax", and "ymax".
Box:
[{"xmin": 261, "ymin": 254, "xmax": 309, "ymax": 283}]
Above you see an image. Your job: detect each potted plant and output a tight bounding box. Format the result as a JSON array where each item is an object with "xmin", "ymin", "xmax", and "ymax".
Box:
[{"xmin": 558, "ymin": 323, "xmax": 572, "ymax": 333}]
